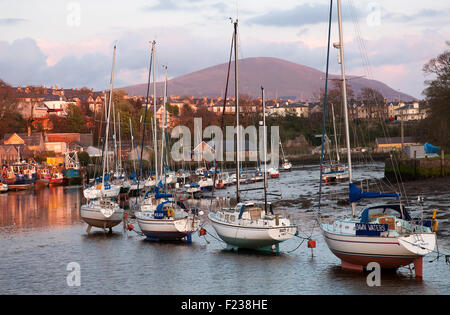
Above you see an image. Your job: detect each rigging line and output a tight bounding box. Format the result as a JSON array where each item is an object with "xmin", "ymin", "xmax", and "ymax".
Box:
[
  {"xmin": 348, "ymin": 0, "xmax": 408, "ymax": 202},
  {"xmin": 210, "ymin": 31, "xmax": 235, "ymax": 208},
  {"xmin": 136, "ymin": 42, "xmax": 154, "ymax": 205},
  {"xmin": 318, "ymin": 0, "xmax": 334, "ymax": 216}
]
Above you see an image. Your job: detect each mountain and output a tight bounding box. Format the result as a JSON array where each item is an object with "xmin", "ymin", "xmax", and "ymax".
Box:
[{"xmin": 120, "ymin": 57, "xmax": 415, "ymax": 101}]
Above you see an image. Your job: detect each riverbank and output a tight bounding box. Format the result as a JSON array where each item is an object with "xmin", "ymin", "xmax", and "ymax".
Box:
[{"xmin": 385, "ymin": 154, "xmax": 450, "ymax": 181}]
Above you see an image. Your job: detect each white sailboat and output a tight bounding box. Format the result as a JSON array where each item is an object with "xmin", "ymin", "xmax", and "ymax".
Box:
[
  {"xmin": 279, "ymin": 141, "xmax": 292, "ymax": 171},
  {"xmin": 321, "ymin": 103, "xmax": 348, "ymax": 183},
  {"xmin": 80, "ymin": 45, "xmax": 124, "ymax": 233},
  {"xmin": 318, "ymin": 0, "xmax": 437, "ymax": 277},
  {"xmin": 209, "ymin": 23, "xmax": 297, "ymax": 252},
  {"xmin": 135, "ymin": 45, "xmax": 201, "ymax": 241}
]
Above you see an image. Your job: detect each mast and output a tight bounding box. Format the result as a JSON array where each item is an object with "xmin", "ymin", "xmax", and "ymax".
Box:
[
  {"xmin": 118, "ymin": 111, "xmax": 122, "ymax": 172},
  {"xmin": 336, "ymin": 0, "xmax": 355, "ymax": 216},
  {"xmin": 234, "ymin": 20, "xmax": 240, "ymax": 203},
  {"xmin": 129, "ymin": 117, "xmax": 136, "ymax": 173},
  {"xmin": 112, "ymin": 100, "xmax": 119, "ymax": 174},
  {"xmin": 318, "ymin": 0, "xmax": 333, "ymax": 216},
  {"xmin": 102, "ymin": 45, "xmax": 116, "ymax": 190},
  {"xmin": 152, "ymin": 41, "xmax": 158, "ymax": 183},
  {"xmin": 161, "ymin": 65, "xmax": 168, "ymax": 192},
  {"xmin": 262, "ymin": 87, "xmax": 268, "ymax": 214},
  {"xmin": 136, "ymin": 42, "xmax": 154, "ymax": 202}
]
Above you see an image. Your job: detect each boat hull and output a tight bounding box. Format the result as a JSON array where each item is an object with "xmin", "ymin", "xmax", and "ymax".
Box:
[
  {"xmin": 322, "ymin": 227, "xmax": 436, "ymax": 269},
  {"xmin": 80, "ymin": 204, "xmax": 123, "ymax": 229},
  {"xmin": 209, "ymin": 215, "xmax": 296, "ymax": 249},
  {"xmin": 136, "ymin": 214, "xmax": 199, "ymax": 241}
]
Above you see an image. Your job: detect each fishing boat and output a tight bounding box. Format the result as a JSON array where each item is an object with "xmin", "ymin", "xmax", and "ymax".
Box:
[
  {"xmin": 318, "ymin": 0, "xmax": 437, "ymax": 277},
  {"xmin": 35, "ymin": 166, "xmax": 51, "ymax": 188},
  {"xmin": 80, "ymin": 45, "xmax": 124, "ymax": 233},
  {"xmin": 3, "ymin": 162, "xmax": 36, "ymax": 190},
  {"xmin": 49, "ymin": 171, "xmax": 64, "ymax": 186},
  {"xmin": 63, "ymin": 151, "xmax": 82, "ymax": 185},
  {"xmin": 209, "ymin": 23, "xmax": 297, "ymax": 252}
]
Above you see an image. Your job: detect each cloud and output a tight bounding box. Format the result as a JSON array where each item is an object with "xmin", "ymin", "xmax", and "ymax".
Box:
[
  {"xmin": 143, "ymin": 0, "xmax": 179, "ymax": 11},
  {"xmin": 247, "ymin": 3, "xmax": 359, "ymax": 27},
  {"xmin": 0, "ymin": 22, "xmax": 447, "ymax": 99},
  {"xmin": 0, "ymin": 18, "xmax": 26, "ymax": 25}
]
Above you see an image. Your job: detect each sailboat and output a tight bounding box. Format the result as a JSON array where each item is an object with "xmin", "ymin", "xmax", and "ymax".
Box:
[
  {"xmin": 80, "ymin": 45, "xmax": 124, "ymax": 233},
  {"xmin": 208, "ymin": 21, "xmax": 297, "ymax": 252},
  {"xmin": 321, "ymin": 103, "xmax": 348, "ymax": 183},
  {"xmin": 135, "ymin": 44, "xmax": 201, "ymax": 241},
  {"xmin": 318, "ymin": 0, "xmax": 437, "ymax": 277},
  {"xmin": 279, "ymin": 141, "xmax": 292, "ymax": 172}
]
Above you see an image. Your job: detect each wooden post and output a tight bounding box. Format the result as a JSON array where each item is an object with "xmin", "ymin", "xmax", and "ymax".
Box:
[
  {"xmin": 441, "ymin": 150, "xmax": 444, "ymax": 177},
  {"xmin": 400, "ymin": 119, "xmax": 404, "ymax": 154},
  {"xmin": 414, "ymin": 150, "xmax": 417, "ymax": 177}
]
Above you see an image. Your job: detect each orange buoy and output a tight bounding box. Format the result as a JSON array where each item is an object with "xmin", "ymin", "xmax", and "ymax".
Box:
[
  {"xmin": 128, "ymin": 224, "xmax": 134, "ymax": 231},
  {"xmin": 199, "ymin": 228, "xmax": 206, "ymax": 236},
  {"xmin": 307, "ymin": 240, "xmax": 316, "ymax": 248}
]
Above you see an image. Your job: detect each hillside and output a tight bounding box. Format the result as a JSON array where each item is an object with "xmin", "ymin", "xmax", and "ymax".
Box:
[{"xmin": 120, "ymin": 57, "xmax": 415, "ymax": 101}]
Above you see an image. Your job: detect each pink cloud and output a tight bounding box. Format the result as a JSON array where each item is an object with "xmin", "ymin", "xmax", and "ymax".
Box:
[{"xmin": 35, "ymin": 37, "xmax": 112, "ymax": 66}]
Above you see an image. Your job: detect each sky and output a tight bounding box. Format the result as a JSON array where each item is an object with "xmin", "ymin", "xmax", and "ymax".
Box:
[{"xmin": 0, "ymin": 0, "xmax": 449, "ymax": 98}]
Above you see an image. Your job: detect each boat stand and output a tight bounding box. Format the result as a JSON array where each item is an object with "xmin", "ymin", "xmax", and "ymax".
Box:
[
  {"xmin": 341, "ymin": 260, "xmax": 363, "ymax": 272},
  {"xmin": 86, "ymin": 225, "xmax": 92, "ymax": 234},
  {"xmin": 186, "ymin": 233, "xmax": 192, "ymax": 244},
  {"xmin": 413, "ymin": 257, "xmax": 423, "ymax": 278},
  {"xmin": 225, "ymin": 244, "xmax": 239, "ymax": 252}
]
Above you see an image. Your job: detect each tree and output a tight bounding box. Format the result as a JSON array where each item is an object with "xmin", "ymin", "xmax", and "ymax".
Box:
[
  {"xmin": 0, "ymin": 81, "xmax": 27, "ymax": 137},
  {"xmin": 66, "ymin": 103, "xmax": 87, "ymax": 133},
  {"xmin": 422, "ymin": 42, "xmax": 450, "ymax": 149},
  {"xmin": 78, "ymin": 151, "xmax": 90, "ymax": 167}
]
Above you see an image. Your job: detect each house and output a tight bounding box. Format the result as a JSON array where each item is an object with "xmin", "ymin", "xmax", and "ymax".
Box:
[
  {"xmin": 405, "ymin": 145, "xmax": 426, "ymax": 159},
  {"xmin": 394, "ymin": 101, "xmax": 427, "ymax": 121},
  {"xmin": 193, "ymin": 141, "xmax": 215, "ymax": 161},
  {"xmin": 375, "ymin": 137, "xmax": 421, "ymax": 153},
  {"xmin": 0, "ymin": 145, "xmax": 19, "ymax": 165},
  {"xmin": 207, "ymin": 139, "xmax": 258, "ymax": 161},
  {"xmin": 3, "ymin": 133, "xmax": 45, "ymax": 155},
  {"xmin": 45, "ymin": 133, "xmax": 93, "ymax": 147}
]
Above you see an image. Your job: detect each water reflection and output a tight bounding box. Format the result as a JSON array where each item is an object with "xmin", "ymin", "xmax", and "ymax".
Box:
[{"xmin": 0, "ymin": 186, "xmax": 82, "ymax": 231}]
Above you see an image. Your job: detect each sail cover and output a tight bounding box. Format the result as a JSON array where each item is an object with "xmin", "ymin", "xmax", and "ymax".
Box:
[
  {"xmin": 424, "ymin": 142, "xmax": 440, "ymax": 154},
  {"xmin": 155, "ymin": 187, "xmax": 173, "ymax": 200},
  {"xmin": 349, "ymin": 183, "xmax": 400, "ymax": 203}
]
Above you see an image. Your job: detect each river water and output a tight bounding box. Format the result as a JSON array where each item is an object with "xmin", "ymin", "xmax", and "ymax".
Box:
[{"xmin": 0, "ymin": 162, "xmax": 448, "ymax": 295}]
